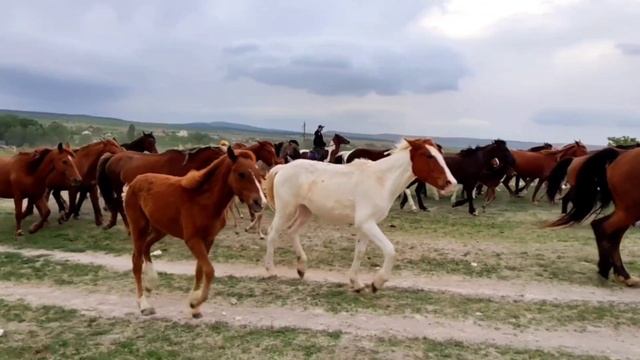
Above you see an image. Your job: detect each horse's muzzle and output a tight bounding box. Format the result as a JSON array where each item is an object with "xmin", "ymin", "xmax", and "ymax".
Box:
[
  {"xmin": 249, "ymin": 198, "xmax": 264, "ymax": 213},
  {"xmin": 71, "ymin": 178, "xmax": 83, "ymax": 187}
]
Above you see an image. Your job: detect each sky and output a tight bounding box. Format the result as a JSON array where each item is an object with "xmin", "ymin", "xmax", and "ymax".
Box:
[{"xmin": 1, "ymin": 0, "xmax": 640, "ymax": 144}]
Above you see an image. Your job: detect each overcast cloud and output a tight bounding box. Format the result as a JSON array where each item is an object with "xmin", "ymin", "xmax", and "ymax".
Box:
[{"xmin": 1, "ymin": 0, "xmax": 640, "ymax": 144}]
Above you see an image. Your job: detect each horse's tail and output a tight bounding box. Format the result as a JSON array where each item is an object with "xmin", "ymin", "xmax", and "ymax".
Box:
[
  {"xmin": 97, "ymin": 153, "xmax": 118, "ymax": 212},
  {"xmin": 264, "ymin": 165, "xmax": 284, "ymax": 210},
  {"xmin": 548, "ymin": 148, "xmax": 620, "ymax": 227},
  {"xmin": 546, "ymin": 157, "xmax": 573, "ymax": 202}
]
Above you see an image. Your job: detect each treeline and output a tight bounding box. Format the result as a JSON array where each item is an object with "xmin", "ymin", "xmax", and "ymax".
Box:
[{"xmin": 0, "ymin": 114, "xmax": 217, "ymax": 148}]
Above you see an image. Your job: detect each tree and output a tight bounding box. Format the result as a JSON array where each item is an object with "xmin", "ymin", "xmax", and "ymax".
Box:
[
  {"xmin": 45, "ymin": 121, "xmax": 71, "ymax": 144},
  {"xmin": 187, "ymin": 131, "xmax": 212, "ymax": 145},
  {"xmin": 607, "ymin": 136, "xmax": 638, "ymax": 146},
  {"xmin": 126, "ymin": 124, "xmax": 136, "ymax": 141}
]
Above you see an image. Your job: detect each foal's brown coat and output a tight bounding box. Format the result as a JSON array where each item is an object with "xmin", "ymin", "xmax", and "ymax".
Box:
[
  {"xmin": 0, "ymin": 143, "xmax": 82, "ymax": 235},
  {"xmin": 124, "ymin": 147, "xmax": 265, "ymax": 317}
]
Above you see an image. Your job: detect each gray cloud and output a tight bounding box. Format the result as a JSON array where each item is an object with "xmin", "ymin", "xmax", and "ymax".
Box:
[
  {"xmin": 225, "ymin": 42, "xmax": 468, "ymax": 96},
  {"xmin": 616, "ymin": 43, "xmax": 640, "ymax": 56},
  {"xmin": 532, "ymin": 109, "xmax": 640, "ymax": 128},
  {"xmin": 0, "ymin": 66, "xmax": 128, "ymax": 111}
]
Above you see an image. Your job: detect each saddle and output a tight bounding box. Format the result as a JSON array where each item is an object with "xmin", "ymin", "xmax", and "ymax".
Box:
[{"xmin": 309, "ymin": 148, "xmax": 327, "ymax": 161}]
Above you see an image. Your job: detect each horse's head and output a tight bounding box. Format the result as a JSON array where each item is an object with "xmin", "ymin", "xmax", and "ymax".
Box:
[
  {"xmin": 140, "ymin": 132, "xmax": 158, "ymax": 153},
  {"xmin": 226, "ymin": 147, "xmax": 265, "ymax": 213},
  {"xmin": 277, "ymin": 140, "xmax": 301, "ymax": 163},
  {"xmin": 486, "ymin": 139, "xmax": 516, "ymax": 168},
  {"xmin": 250, "ymin": 141, "xmax": 280, "ymax": 167},
  {"xmin": 103, "ymin": 138, "xmax": 124, "ymax": 154},
  {"xmin": 559, "ymin": 140, "xmax": 588, "ymax": 159},
  {"xmin": 406, "ymin": 138, "xmax": 457, "ymax": 194},
  {"xmin": 332, "ymin": 133, "xmax": 351, "ymax": 146},
  {"xmin": 49, "ymin": 142, "xmax": 83, "ymax": 187}
]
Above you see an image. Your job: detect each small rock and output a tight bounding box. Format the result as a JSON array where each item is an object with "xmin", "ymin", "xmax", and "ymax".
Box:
[
  {"xmin": 234, "ymin": 316, "xmax": 243, "ymax": 321},
  {"xmin": 150, "ymin": 250, "xmax": 163, "ymax": 257},
  {"xmin": 470, "ymin": 262, "xmax": 478, "ymax": 267},
  {"xmin": 413, "ymin": 314, "xmax": 424, "ymax": 320},
  {"xmin": 475, "ymin": 312, "xmax": 483, "ymax": 316},
  {"xmin": 221, "ymin": 311, "xmax": 227, "ymax": 316},
  {"xmin": 0, "ymin": 329, "xmax": 4, "ymax": 337},
  {"xmin": 389, "ymin": 224, "xmax": 397, "ymax": 228},
  {"xmin": 229, "ymin": 298, "xmax": 238, "ymax": 305}
]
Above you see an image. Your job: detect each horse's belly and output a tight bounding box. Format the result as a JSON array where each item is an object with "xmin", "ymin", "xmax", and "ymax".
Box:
[{"xmin": 303, "ymin": 198, "xmax": 355, "ymax": 224}]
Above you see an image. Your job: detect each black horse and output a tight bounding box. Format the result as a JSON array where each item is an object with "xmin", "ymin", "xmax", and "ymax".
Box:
[
  {"xmin": 122, "ymin": 131, "xmax": 158, "ymax": 153},
  {"xmin": 401, "ymin": 140, "xmax": 515, "ymax": 215}
]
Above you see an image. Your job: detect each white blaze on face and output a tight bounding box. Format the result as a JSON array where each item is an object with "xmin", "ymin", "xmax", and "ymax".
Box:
[
  {"xmin": 252, "ymin": 174, "xmax": 267, "ymax": 206},
  {"xmin": 426, "ymin": 145, "xmax": 457, "ymax": 186}
]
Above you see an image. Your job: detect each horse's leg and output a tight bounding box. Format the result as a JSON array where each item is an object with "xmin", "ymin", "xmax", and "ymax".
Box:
[
  {"xmin": 287, "ymin": 206, "xmax": 312, "ymax": 279},
  {"xmin": 265, "ymin": 207, "xmax": 295, "ymax": 276},
  {"xmin": 73, "ymin": 189, "xmax": 89, "ymax": 219},
  {"xmin": 88, "ymin": 186, "xmax": 103, "ymax": 226},
  {"xmin": 502, "ymin": 174, "xmax": 515, "ymax": 195},
  {"xmin": 13, "ymin": 197, "xmax": 24, "ymax": 236},
  {"xmin": 403, "ymin": 189, "xmax": 418, "ymax": 211},
  {"xmin": 561, "ymin": 187, "xmax": 575, "ymax": 214},
  {"xmin": 21, "ymin": 199, "xmax": 34, "ymax": 221},
  {"xmin": 141, "ymin": 228, "xmax": 166, "ymax": 294},
  {"xmin": 602, "ymin": 211, "xmax": 639, "ymax": 287},
  {"xmin": 483, "ymin": 186, "xmax": 496, "ymax": 209},
  {"xmin": 185, "ymin": 238, "xmax": 214, "ymax": 319},
  {"xmin": 235, "ymin": 198, "xmax": 244, "ymax": 219},
  {"xmin": 359, "ymin": 221, "xmax": 395, "ymax": 292},
  {"xmin": 61, "ymin": 189, "xmax": 76, "ymax": 223},
  {"xmin": 415, "ymin": 182, "xmax": 428, "ymax": 211},
  {"xmin": 466, "ymin": 185, "xmax": 478, "ymax": 215},
  {"xmin": 452, "ymin": 185, "xmax": 470, "ymax": 208},
  {"xmin": 348, "ymin": 231, "xmax": 369, "ymax": 292},
  {"xmin": 29, "ymin": 197, "xmax": 51, "ymax": 234},
  {"xmin": 591, "ymin": 215, "xmax": 614, "ymax": 280},
  {"xmin": 530, "ymin": 179, "xmax": 545, "ymax": 203},
  {"xmin": 246, "ymin": 212, "xmax": 265, "ymax": 239},
  {"xmin": 514, "ymin": 175, "xmax": 521, "ymax": 194},
  {"xmin": 103, "ymin": 184, "xmax": 123, "ymax": 230}
]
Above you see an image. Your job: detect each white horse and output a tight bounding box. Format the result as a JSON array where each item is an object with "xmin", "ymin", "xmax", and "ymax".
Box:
[{"xmin": 263, "ymin": 139, "xmax": 457, "ymax": 292}]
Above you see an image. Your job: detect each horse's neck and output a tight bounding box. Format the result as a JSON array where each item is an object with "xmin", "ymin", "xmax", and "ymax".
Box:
[
  {"xmin": 369, "ymin": 150, "xmax": 415, "ymax": 199},
  {"xmin": 75, "ymin": 144, "xmax": 104, "ymax": 176},
  {"xmin": 33, "ymin": 154, "xmax": 56, "ymax": 182},
  {"xmin": 201, "ymin": 166, "xmax": 235, "ymax": 218}
]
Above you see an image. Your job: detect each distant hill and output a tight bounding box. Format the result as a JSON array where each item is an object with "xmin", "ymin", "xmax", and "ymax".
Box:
[{"xmin": 0, "ymin": 108, "xmax": 598, "ymax": 150}]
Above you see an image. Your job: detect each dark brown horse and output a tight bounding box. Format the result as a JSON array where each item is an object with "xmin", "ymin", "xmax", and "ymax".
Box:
[
  {"xmin": 345, "ymin": 148, "xmax": 391, "ymax": 163},
  {"xmin": 122, "ymin": 132, "xmax": 158, "ymax": 153},
  {"xmin": 98, "ymin": 141, "xmax": 277, "ymax": 229},
  {"xmin": 502, "ymin": 141, "xmax": 588, "ymax": 202},
  {"xmin": 274, "ymin": 140, "xmax": 301, "ymax": 163},
  {"xmin": 548, "ymin": 147, "xmax": 640, "ymax": 287},
  {"xmin": 0, "ymin": 143, "xmax": 82, "ymax": 235},
  {"xmin": 402, "ymin": 140, "xmax": 515, "ymax": 215},
  {"xmin": 23, "ymin": 139, "xmax": 124, "ymax": 225},
  {"xmin": 300, "ymin": 133, "xmax": 351, "ymax": 162},
  {"xmin": 125, "ymin": 147, "xmax": 265, "ymax": 317}
]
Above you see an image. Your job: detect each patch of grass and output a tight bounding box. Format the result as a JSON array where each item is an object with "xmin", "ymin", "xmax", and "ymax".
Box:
[
  {"xmin": 2, "ymin": 252, "xmax": 640, "ymax": 330},
  {"xmin": 0, "ymin": 299, "xmax": 605, "ymax": 360}
]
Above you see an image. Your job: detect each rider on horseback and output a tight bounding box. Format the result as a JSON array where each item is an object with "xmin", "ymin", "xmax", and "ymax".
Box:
[{"xmin": 312, "ymin": 125, "xmax": 326, "ymax": 160}]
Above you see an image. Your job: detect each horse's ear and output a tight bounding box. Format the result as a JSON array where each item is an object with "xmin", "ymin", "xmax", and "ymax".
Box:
[
  {"xmin": 57, "ymin": 142, "xmax": 64, "ymax": 153},
  {"xmin": 142, "ymin": 131, "xmax": 147, "ymax": 136},
  {"xmin": 227, "ymin": 146, "xmax": 238, "ymax": 163}
]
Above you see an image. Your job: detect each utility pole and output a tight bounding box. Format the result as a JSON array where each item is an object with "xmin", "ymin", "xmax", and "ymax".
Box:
[{"xmin": 302, "ymin": 122, "xmax": 306, "ymax": 142}]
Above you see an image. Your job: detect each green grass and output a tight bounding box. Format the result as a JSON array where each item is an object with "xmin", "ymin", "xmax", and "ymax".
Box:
[
  {"xmin": 0, "ymin": 299, "xmax": 606, "ymax": 360},
  {"xmin": 2, "ymin": 252, "xmax": 640, "ymax": 330},
  {"xmin": 2, "ymin": 190, "xmax": 640, "ymax": 285}
]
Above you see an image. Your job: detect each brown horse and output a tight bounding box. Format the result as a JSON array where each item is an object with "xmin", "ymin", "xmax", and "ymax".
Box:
[
  {"xmin": 122, "ymin": 132, "xmax": 158, "ymax": 153},
  {"xmin": 98, "ymin": 141, "xmax": 277, "ymax": 229},
  {"xmin": 345, "ymin": 148, "xmax": 391, "ymax": 163},
  {"xmin": 502, "ymin": 141, "xmax": 588, "ymax": 202},
  {"xmin": 0, "ymin": 143, "xmax": 82, "ymax": 236},
  {"xmin": 548, "ymin": 147, "xmax": 640, "ymax": 287},
  {"xmin": 125, "ymin": 147, "xmax": 265, "ymax": 317},
  {"xmin": 300, "ymin": 133, "xmax": 351, "ymax": 162},
  {"xmin": 23, "ymin": 139, "xmax": 124, "ymax": 225},
  {"xmin": 274, "ymin": 140, "xmax": 301, "ymax": 163}
]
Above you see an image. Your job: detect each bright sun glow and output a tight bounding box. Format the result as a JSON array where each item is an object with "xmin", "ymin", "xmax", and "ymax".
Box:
[{"xmin": 421, "ymin": 0, "xmax": 580, "ymax": 39}]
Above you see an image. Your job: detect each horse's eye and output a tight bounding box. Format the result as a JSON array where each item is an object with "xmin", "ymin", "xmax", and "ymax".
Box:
[
  {"xmin": 62, "ymin": 160, "xmax": 69, "ymax": 165},
  {"xmin": 238, "ymin": 172, "xmax": 246, "ymax": 180}
]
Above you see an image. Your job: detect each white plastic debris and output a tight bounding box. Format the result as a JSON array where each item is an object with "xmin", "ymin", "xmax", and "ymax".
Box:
[
  {"xmin": 470, "ymin": 262, "xmax": 478, "ymax": 267},
  {"xmin": 150, "ymin": 250, "xmax": 163, "ymax": 257}
]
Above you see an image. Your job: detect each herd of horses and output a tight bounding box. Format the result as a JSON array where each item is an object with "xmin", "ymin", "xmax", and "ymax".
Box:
[{"xmin": 1, "ymin": 131, "xmax": 640, "ymax": 317}]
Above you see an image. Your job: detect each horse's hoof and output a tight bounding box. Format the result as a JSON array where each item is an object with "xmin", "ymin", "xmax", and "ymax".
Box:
[
  {"xmin": 616, "ymin": 275, "xmax": 640, "ymax": 287},
  {"xmin": 297, "ymin": 269, "xmax": 305, "ymax": 279},
  {"xmin": 192, "ymin": 312, "xmax": 203, "ymax": 319},
  {"xmin": 352, "ymin": 286, "xmax": 366, "ymax": 293},
  {"xmin": 140, "ymin": 307, "xmax": 156, "ymax": 316},
  {"xmin": 15, "ymin": 230, "xmax": 23, "ymax": 237},
  {"xmin": 371, "ymin": 282, "xmax": 379, "ymax": 294}
]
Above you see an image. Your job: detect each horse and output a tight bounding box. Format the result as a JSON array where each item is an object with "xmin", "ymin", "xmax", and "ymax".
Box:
[
  {"xmin": 546, "ymin": 144, "xmax": 640, "ymax": 213},
  {"xmin": 502, "ymin": 141, "xmax": 588, "ymax": 202},
  {"xmin": 299, "ymin": 133, "xmax": 351, "ymax": 162},
  {"xmin": 548, "ymin": 147, "xmax": 640, "ymax": 287},
  {"xmin": 401, "ymin": 140, "xmax": 515, "ymax": 215},
  {"xmin": 263, "ymin": 139, "xmax": 457, "ymax": 292},
  {"xmin": 274, "ymin": 140, "xmax": 301, "ymax": 164},
  {"xmin": 0, "ymin": 143, "xmax": 82, "ymax": 236},
  {"xmin": 345, "ymin": 148, "xmax": 390, "ymax": 163},
  {"xmin": 510, "ymin": 142, "xmax": 554, "ymax": 194},
  {"xmin": 98, "ymin": 141, "xmax": 277, "ymax": 229},
  {"xmin": 22, "ymin": 139, "xmax": 124, "ymax": 226},
  {"xmin": 125, "ymin": 146, "xmax": 266, "ymax": 318},
  {"xmin": 122, "ymin": 132, "xmax": 158, "ymax": 153}
]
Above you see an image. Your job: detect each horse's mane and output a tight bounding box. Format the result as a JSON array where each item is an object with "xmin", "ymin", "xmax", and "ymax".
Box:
[
  {"xmin": 75, "ymin": 138, "xmax": 119, "ymax": 151},
  {"xmin": 181, "ymin": 150, "xmax": 255, "ymax": 190},
  {"xmin": 458, "ymin": 146, "xmax": 481, "ymax": 157},
  {"xmin": 386, "ymin": 139, "xmax": 411, "ymax": 155}
]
